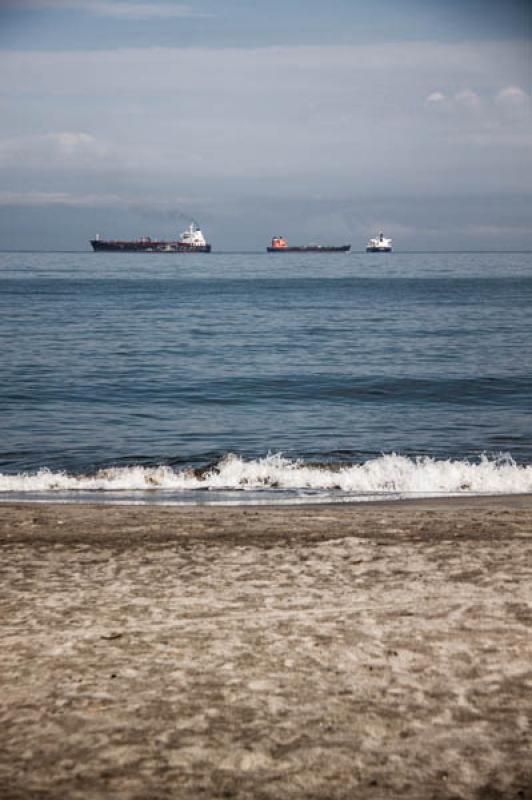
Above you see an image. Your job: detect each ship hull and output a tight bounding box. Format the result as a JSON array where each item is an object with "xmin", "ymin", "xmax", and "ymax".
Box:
[
  {"xmin": 267, "ymin": 245, "xmax": 351, "ymax": 253},
  {"xmin": 366, "ymin": 246, "xmax": 392, "ymax": 252},
  {"xmin": 91, "ymin": 240, "xmax": 211, "ymax": 253}
]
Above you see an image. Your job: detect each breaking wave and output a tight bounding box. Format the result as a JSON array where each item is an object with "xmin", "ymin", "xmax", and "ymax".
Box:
[{"xmin": 0, "ymin": 453, "xmax": 531, "ymax": 502}]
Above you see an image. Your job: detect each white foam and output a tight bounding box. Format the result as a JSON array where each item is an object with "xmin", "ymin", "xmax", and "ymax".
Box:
[{"xmin": 0, "ymin": 453, "xmax": 531, "ymax": 498}]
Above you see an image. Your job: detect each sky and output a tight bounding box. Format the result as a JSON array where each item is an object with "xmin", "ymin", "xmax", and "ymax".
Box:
[{"xmin": 0, "ymin": 0, "xmax": 530, "ymax": 251}]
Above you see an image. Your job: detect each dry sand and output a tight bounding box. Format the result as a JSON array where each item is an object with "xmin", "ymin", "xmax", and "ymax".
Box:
[{"xmin": 1, "ymin": 496, "xmax": 531, "ymax": 800}]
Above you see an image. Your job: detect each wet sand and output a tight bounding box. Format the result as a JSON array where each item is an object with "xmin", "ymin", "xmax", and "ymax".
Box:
[{"xmin": 1, "ymin": 496, "xmax": 531, "ymax": 800}]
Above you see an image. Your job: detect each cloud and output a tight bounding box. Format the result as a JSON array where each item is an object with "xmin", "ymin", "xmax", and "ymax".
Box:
[
  {"xmin": 0, "ymin": 190, "xmax": 204, "ymax": 213},
  {"xmin": 0, "ymin": 41, "xmax": 527, "ymax": 99},
  {"xmin": 0, "ymin": 40, "xmax": 530, "ymax": 200},
  {"xmin": 83, "ymin": 2, "xmax": 206, "ymax": 19},
  {"xmin": 497, "ymin": 86, "xmax": 528, "ymax": 103},
  {"xmin": 424, "ymin": 84, "xmax": 531, "ymax": 144},
  {"xmin": 465, "ymin": 223, "xmax": 532, "ymax": 237},
  {"xmin": 0, "ymin": 1, "xmax": 207, "ymax": 18},
  {"xmin": 425, "ymin": 91, "xmax": 447, "ymax": 105},
  {"xmin": 0, "ymin": 132, "xmax": 111, "ymax": 166},
  {"xmin": 454, "ymin": 88, "xmax": 482, "ymax": 110},
  {"xmin": 425, "ymin": 88, "xmax": 483, "ymax": 112},
  {"xmin": 424, "ymin": 91, "xmax": 451, "ymax": 112},
  {"xmin": 495, "ymin": 85, "xmax": 530, "ymax": 112},
  {"xmin": 0, "ymin": 190, "xmax": 124, "ymax": 206}
]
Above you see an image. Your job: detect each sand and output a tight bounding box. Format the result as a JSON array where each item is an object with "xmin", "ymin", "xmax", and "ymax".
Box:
[{"xmin": 1, "ymin": 495, "xmax": 531, "ymax": 800}]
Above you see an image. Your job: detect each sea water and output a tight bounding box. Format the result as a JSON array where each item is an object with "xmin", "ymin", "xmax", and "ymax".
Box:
[{"xmin": 1, "ymin": 250, "xmax": 531, "ymax": 504}]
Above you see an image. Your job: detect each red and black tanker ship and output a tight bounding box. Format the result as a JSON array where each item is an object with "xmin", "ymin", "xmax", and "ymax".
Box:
[{"xmin": 267, "ymin": 235, "xmax": 350, "ymax": 253}]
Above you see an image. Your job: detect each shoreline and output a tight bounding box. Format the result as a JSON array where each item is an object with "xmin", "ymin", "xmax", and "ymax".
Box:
[
  {"xmin": 2, "ymin": 489, "xmax": 532, "ymax": 508},
  {"xmin": 2, "ymin": 492, "xmax": 532, "ymax": 543},
  {"xmin": 1, "ymin": 495, "xmax": 531, "ymax": 798}
]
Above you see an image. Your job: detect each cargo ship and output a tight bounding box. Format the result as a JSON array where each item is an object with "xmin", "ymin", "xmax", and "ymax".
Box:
[
  {"xmin": 267, "ymin": 236, "xmax": 350, "ymax": 253},
  {"xmin": 366, "ymin": 232, "xmax": 392, "ymax": 252},
  {"xmin": 90, "ymin": 222, "xmax": 211, "ymax": 252}
]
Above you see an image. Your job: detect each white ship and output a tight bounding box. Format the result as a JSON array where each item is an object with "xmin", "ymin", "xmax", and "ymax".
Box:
[
  {"xmin": 366, "ymin": 232, "xmax": 392, "ymax": 252},
  {"xmin": 178, "ymin": 222, "xmax": 211, "ymax": 251}
]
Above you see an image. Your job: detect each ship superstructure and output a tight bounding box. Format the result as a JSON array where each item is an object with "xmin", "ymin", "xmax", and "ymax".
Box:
[
  {"xmin": 91, "ymin": 222, "xmax": 211, "ymax": 252},
  {"xmin": 366, "ymin": 232, "xmax": 392, "ymax": 252},
  {"xmin": 177, "ymin": 222, "xmax": 210, "ymax": 251}
]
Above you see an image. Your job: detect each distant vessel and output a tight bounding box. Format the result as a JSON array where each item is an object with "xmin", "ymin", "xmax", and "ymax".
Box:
[
  {"xmin": 366, "ymin": 232, "xmax": 392, "ymax": 252},
  {"xmin": 90, "ymin": 222, "xmax": 211, "ymax": 252},
  {"xmin": 267, "ymin": 236, "xmax": 350, "ymax": 253}
]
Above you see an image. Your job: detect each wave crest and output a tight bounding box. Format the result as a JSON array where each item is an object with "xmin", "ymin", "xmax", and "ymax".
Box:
[{"xmin": 0, "ymin": 453, "xmax": 531, "ymax": 497}]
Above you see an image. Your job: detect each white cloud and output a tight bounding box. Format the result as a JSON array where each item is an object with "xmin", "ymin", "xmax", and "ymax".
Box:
[
  {"xmin": 424, "ymin": 84, "xmax": 531, "ymax": 145},
  {"xmin": 425, "ymin": 91, "xmax": 447, "ymax": 104},
  {"xmin": 47, "ymin": 131, "xmax": 107, "ymax": 156},
  {"xmin": 425, "ymin": 88, "xmax": 482, "ymax": 112},
  {"xmin": 496, "ymin": 85, "xmax": 528, "ymax": 102},
  {"xmin": 424, "ymin": 91, "xmax": 451, "ymax": 113},
  {"xmin": 493, "ymin": 85, "xmax": 530, "ymax": 125}
]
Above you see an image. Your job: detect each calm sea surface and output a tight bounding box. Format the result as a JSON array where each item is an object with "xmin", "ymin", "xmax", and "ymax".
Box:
[{"xmin": 1, "ymin": 250, "xmax": 531, "ymax": 503}]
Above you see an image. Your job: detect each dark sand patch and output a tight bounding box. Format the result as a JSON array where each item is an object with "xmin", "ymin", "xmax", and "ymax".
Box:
[{"xmin": 1, "ymin": 497, "xmax": 531, "ymax": 799}]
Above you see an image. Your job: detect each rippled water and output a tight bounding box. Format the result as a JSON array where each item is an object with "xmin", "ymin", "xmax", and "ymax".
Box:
[{"xmin": 1, "ymin": 250, "xmax": 531, "ymax": 502}]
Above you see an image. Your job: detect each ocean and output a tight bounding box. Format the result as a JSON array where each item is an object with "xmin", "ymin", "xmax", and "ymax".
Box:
[{"xmin": 1, "ymin": 249, "xmax": 531, "ymax": 504}]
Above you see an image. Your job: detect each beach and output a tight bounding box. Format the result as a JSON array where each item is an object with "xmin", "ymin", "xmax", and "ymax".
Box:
[{"xmin": 1, "ymin": 496, "xmax": 531, "ymax": 799}]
